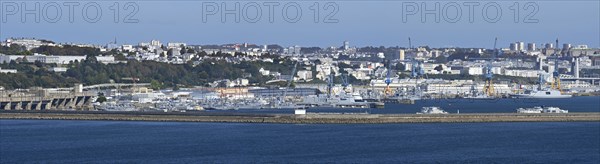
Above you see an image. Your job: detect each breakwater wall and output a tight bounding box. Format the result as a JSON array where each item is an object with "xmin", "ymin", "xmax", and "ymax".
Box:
[{"xmin": 1, "ymin": 111, "xmax": 599, "ymax": 124}]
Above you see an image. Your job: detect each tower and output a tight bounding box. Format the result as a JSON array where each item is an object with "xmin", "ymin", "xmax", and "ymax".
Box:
[
  {"xmin": 527, "ymin": 43, "xmax": 536, "ymax": 51},
  {"xmin": 551, "ymin": 38, "xmax": 563, "ymax": 93},
  {"xmin": 517, "ymin": 42, "xmax": 525, "ymax": 51},
  {"xmin": 399, "ymin": 50, "xmax": 405, "ymax": 61},
  {"xmin": 573, "ymin": 57, "xmax": 580, "ymax": 78},
  {"xmin": 537, "ymin": 56, "xmax": 543, "ymax": 71},
  {"xmin": 343, "ymin": 41, "xmax": 349, "ymax": 50}
]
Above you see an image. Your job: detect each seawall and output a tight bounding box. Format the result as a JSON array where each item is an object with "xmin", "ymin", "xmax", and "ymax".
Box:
[{"xmin": 1, "ymin": 111, "xmax": 599, "ymax": 124}]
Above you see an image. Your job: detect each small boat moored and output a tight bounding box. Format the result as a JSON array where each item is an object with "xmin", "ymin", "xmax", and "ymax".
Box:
[
  {"xmin": 416, "ymin": 106, "xmax": 449, "ymax": 114},
  {"xmin": 516, "ymin": 106, "xmax": 568, "ymax": 113}
]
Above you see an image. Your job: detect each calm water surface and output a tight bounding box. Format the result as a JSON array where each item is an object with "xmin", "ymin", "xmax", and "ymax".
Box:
[{"xmin": 1, "ymin": 120, "xmax": 599, "ymax": 163}]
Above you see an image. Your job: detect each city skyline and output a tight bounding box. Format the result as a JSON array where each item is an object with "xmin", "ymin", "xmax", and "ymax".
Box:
[{"xmin": 1, "ymin": 36, "xmax": 595, "ymax": 51}]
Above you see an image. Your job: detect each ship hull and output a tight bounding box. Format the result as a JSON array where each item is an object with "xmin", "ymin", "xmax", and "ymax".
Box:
[{"xmin": 510, "ymin": 94, "xmax": 572, "ymax": 99}]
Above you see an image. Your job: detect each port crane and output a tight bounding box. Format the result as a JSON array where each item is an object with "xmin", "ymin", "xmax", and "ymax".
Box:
[
  {"xmin": 482, "ymin": 37, "xmax": 497, "ymax": 96},
  {"xmin": 411, "ymin": 60, "xmax": 425, "ymax": 96},
  {"xmin": 384, "ymin": 59, "xmax": 394, "ymax": 96},
  {"xmin": 537, "ymin": 72, "xmax": 547, "ymax": 91},
  {"xmin": 382, "ymin": 37, "xmax": 411, "ymax": 97},
  {"xmin": 392, "ymin": 37, "xmax": 425, "ymax": 97},
  {"xmin": 549, "ymin": 38, "xmax": 562, "ymax": 93},
  {"xmin": 410, "ymin": 60, "xmax": 425, "ymax": 78},
  {"xmin": 318, "ymin": 66, "xmax": 336, "ymax": 98},
  {"xmin": 405, "ymin": 37, "xmax": 425, "ymax": 79},
  {"xmin": 327, "ymin": 68, "xmax": 335, "ymax": 98},
  {"xmin": 281, "ymin": 60, "xmax": 299, "ymax": 102},
  {"xmin": 281, "ymin": 58, "xmax": 298, "ymax": 108},
  {"xmin": 341, "ymin": 73, "xmax": 350, "ymax": 91},
  {"xmin": 407, "ymin": 37, "xmax": 425, "ymax": 96}
]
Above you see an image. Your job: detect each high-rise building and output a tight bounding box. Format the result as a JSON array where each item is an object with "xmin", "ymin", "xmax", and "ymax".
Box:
[
  {"xmin": 545, "ymin": 43, "xmax": 554, "ymax": 49},
  {"xmin": 527, "ymin": 43, "xmax": 536, "ymax": 51},
  {"xmin": 343, "ymin": 41, "xmax": 349, "ymax": 50},
  {"xmin": 592, "ymin": 57, "xmax": 600, "ymax": 66},
  {"xmin": 563, "ymin": 44, "xmax": 572, "ymax": 50},
  {"xmin": 537, "ymin": 56, "xmax": 543, "ymax": 70},
  {"xmin": 168, "ymin": 42, "xmax": 186, "ymax": 49},
  {"xmin": 289, "ymin": 45, "xmax": 301, "ymax": 54},
  {"xmin": 431, "ymin": 50, "xmax": 442, "ymax": 58},
  {"xmin": 151, "ymin": 40, "xmax": 161, "ymax": 46},
  {"xmin": 517, "ymin": 42, "xmax": 525, "ymax": 51},
  {"xmin": 572, "ymin": 58, "xmax": 579, "ymax": 78},
  {"xmin": 510, "ymin": 43, "xmax": 518, "ymax": 51},
  {"xmin": 399, "ymin": 50, "xmax": 405, "ymax": 61}
]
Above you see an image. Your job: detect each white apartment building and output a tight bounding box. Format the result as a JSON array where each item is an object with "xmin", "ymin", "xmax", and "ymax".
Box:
[
  {"xmin": 5, "ymin": 38, "xmax": 55, "ymax": 50},
  {"xmin": 259, "ymin": 68, "xmax": 271, "ymax": 76},
  {"xmin": 96, "ymin": 56, "xmax": 116, "ymax": 64},
  {"xmin": 122, "ymin": 45, "xmax": 134, "ymax": 51},
  {"xmin": 2, "ymin": 54, "xmax": 94, "ymax": 64},
  {"xmin": 425, "ymin": 83, "xmax": 512, "ymax": 95},
  {"xmin": 503, "ymin": 69, "xmax": 541, "ymax": 78},
  {"xmin": 315, "ymin": 64, "xmax": 338, "ymax": 80},
  {"xmin": 50, "ymin": 67, "xmax": 68, "ymax": 72},
  {"xmin": 462, "ymin": 67, "xmax": 484, "ymax": 75},
  {"xmin": 296, "ymin": 70, "xmax": 313, "ymax": 81},
  {"xmin": 0, "ymin": 67, "xmax": 17, "ymax": 73},
  {"xmin": 348, "ymin": 70, "xmax": 370, "ymax": 80},
  {"xmin": 168, "ymin": 43, "xmax": 186, "ymax": 49}
]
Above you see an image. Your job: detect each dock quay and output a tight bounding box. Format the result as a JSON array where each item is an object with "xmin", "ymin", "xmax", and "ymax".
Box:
[
  {"xmin": 0, "ymin": 85, "xmax": 95, "ymax": 110},
  {"xmin": 1, "ymin": 111, "xmax": 599, "ymax": 124}
]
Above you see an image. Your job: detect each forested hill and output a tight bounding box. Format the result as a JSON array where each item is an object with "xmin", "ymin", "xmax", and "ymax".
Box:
[
  {"xmin": 1, "ymin": 44, "xmax": 102, "ymax": 56},
  {"xmin": 0, "ymin": 58, "xmax": 296, "ymax": 89}
]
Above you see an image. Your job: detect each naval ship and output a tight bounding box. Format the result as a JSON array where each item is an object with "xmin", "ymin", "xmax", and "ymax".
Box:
[
  {"xmin": 510, "ymin": 73, "xmax": 572, "ymax": 99},
  {"xmin": 510, "ymin": 89, "xmax": 572, "ymax": 99}
]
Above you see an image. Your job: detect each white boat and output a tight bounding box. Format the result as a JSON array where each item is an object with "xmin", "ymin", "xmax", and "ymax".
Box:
[
  {"xmin": 416, "ymin": 107, "xmax": 449, "ymax": 114},
  {"xmin": 94, "ymin": 101, "xmax": 138, "ymax": 111},
  {"xmin": 516, "ymin": 106, "xmax": 568, "ymax": 113},
  {"xmin": 155, "ymin": 100, "xmax": 204, "ymax": 111},
  {"xmin": 516, "ymin": 106, "xmax": 543, "ymax": 113},
  {"xmin": 511, "ymin": 89, "xmax": 572, "ymax": 99},
  {"xmin": 465, "ymin": 94, "xmax": 496, "ymax": 100},
  {"xmin": 542, "ymin": 107, "xmax": 568, "ymax": 113}
]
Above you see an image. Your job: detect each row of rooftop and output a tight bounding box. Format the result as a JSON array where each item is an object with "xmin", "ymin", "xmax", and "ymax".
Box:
[{"xmin": 1, "ymin": 38, "xmax": 600, "ymax": 86}]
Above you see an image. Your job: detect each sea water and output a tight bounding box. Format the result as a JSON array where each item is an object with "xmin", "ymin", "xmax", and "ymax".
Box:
[{"xmin": 1, "ymin": 120, "xmax": 599, "ymax": 163}]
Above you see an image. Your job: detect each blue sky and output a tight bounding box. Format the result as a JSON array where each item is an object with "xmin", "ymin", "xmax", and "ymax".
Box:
[{"xmin": 1, "ymin": 0, "xmax": 598, "ymax": 48}]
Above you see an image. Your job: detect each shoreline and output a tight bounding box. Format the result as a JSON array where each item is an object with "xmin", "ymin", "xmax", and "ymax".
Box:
[{"xmin": 1, "ymin": 111, "xmax": 599, "ymax": 124}]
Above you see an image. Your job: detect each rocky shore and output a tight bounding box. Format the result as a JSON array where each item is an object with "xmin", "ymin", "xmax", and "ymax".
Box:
[{"xmin": 1, "ymin": 111, "xmax": 599, "ymax": 124}]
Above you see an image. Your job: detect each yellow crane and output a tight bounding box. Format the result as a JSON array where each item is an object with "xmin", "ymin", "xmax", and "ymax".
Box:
[{"xmin": 483, "ymin": 38, "xmax": 498, "ymax": 97}]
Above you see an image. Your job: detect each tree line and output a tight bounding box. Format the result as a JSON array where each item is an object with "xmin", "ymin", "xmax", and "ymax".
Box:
[{"xmin": 0, "ymin": 57, "xmax": 298, "ymax": 89}]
